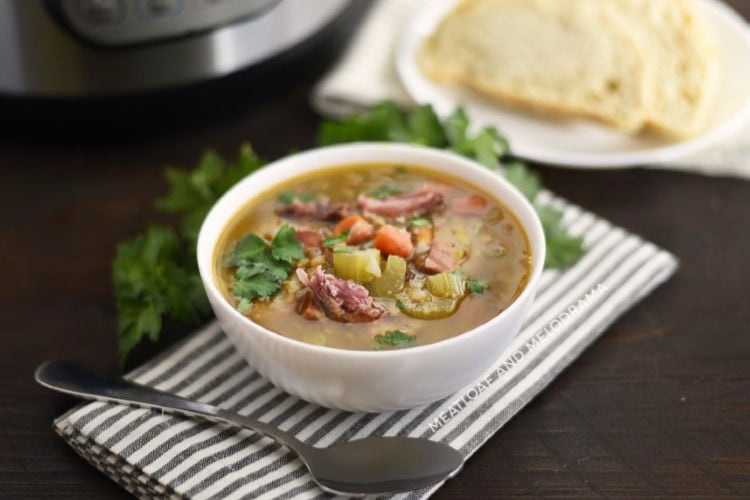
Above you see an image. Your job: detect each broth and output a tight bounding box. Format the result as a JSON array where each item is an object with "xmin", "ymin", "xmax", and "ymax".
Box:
[{"xmin": 214, "ymin": 163, "xmax": 531, "ymax": 350}]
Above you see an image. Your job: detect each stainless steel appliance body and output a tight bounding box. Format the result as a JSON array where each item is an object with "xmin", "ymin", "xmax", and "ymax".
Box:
[{"xmin": 0, "ymin": 0, "xmax": 350, "ymax": 96}]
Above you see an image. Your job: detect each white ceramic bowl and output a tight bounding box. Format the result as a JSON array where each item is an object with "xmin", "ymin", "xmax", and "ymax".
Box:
[{"xmin": 197, "ymin": 143, "xmax": 545, "ymax": 412}]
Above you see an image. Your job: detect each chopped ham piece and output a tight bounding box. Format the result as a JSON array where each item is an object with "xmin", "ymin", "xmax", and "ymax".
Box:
[
  {"xmin": 335, "ymin": 216, "xmax": 375, "ymax": 245},
  {"xmin": 296, "ymin": 291, "xmax": 324, "ymax": 320},
  {"xmin": 357, "ymin": 187, "xmax": 443, "ymax": 217},
  {"xmin": 423, "ymin": 182, "xmax": 457, "ymax": 196},
  {"xmin": 295, "ymin": 229, "xmax": 323, "ymax": 255},
  {"xmin": 423, "ymin": 240, "xmax": 458, "ymax": 274},
  {"xmin": 346, "ymin": 219, "xmax": 375, "ymax": 244},
  {"xmin": 276, "ymin": 199, "xmax": 351, "ymax": 221},
  {"xmin": 296, "ymin": 267, "xmax": 386, "ymax": 323},
  {"xmin": 450, "ymin": 195, "xmax": 488, "ymax": 215}
]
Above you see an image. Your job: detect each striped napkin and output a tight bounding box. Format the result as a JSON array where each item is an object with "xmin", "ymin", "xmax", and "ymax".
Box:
[{"xmin": 55, "ymin": 191, "xmax": 678, "ymax": 499}]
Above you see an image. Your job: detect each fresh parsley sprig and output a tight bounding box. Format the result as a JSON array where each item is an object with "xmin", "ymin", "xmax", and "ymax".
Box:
[
  {"xmin": 228, "ymin": 225, "xmax": 304, "ymax": 312},
  {"xmin": 374, "ymin": 330, "xmax": 416, "ymax": 350},
  {"xmin": 112, "ymin": 145, "xmax": 264, "ymax": 366},
  {"xmin": 112, "ymin": 226, "xmax": 209, "ymax": 365}
]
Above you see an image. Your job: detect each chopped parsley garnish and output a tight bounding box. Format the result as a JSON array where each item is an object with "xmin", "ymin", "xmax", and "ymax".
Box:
[
  {"xmin": 228, "ymin": 224, "xmax": 303, "ymax": 307},
  {"xmin": 467, "ymin": 279, "xmax": 486, "ymax": 295},
  {"xmin": 395, "ymin": 299, "xmax": 405, "ymax": 310},
  {"xmin": 324, "ymin": 229, "xmax": 350, "ymax": 248},
  {"xmin": 236, "ymin": 297, "xmax": 251, "ymax": 314},
  {"xmin": 368, "ymin": 185, "xmax": 401, "ymax": 199},
  {"xmin": 408, "ymin": 216, "xmax": 432, "ymax": 227},
  {"xmin": 270, "ymin": 225, "xmax": 305, "ymax": 261},
  {"xmin": 374, "ymin": 330, "xmax": 416, "ymax": 350},
  {"xmin": 536, "ymin": 204, "xmax": 585, "ymax": 269},
  {"xmin": 232, "ymin": 264, "xmax": 282, "ymax": 300},
  {"xmin": 278, "ymin": 191, "xmax": 317, "ymax": 204}
]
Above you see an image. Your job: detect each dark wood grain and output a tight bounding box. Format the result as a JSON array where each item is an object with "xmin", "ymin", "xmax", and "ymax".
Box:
[{"xmin": 2, "ymin": 2, "xmax": 749, "ymax": 498}]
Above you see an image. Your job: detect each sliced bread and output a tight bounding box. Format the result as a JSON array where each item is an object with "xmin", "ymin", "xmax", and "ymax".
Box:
[
  {"xmin": 418, "ymin": 0, "xmax": 718, "ymax": 138},
  {"xmin": 418, "ymin": 0, "xmax": 649, "ymax": 133},
  {"xmin": 614, "ymin": 0, "xmax": 718, "ymax": 138}
]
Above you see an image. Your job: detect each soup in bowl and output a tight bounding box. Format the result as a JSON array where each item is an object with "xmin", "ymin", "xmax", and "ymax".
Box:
[{"xmin": 197, "ymin": 143, "xmax": 545, "ymax": 411}]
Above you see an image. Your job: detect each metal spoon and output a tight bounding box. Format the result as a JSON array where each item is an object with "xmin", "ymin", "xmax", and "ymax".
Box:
[{"xmin": 35, "ymin": 360, "xmax": 464, "ymax": 495}]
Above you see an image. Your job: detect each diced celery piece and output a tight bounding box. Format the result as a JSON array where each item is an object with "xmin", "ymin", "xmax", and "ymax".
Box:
[
  {"xmin": 333, "ymin": 248, "xmax": 382, "ymax": 283},
  {"xmin": 395, "ymin": 280, "xmax": 462, "ymax": 319},
  {"xmin": 425, "ymin": 272, "xmax": 466, "ymax": 298},
  {"xmin": 396, "ymin": 287, "xmax": 460, "ymax": 319},
  {"xmin": 367, "ymin": 255, "xmax": 407, "ymax": 297}
]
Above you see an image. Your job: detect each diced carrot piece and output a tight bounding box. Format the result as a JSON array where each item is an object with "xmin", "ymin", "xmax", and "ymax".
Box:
[
  {"xmin": 374, "ymin": 224, "xmax": 414, "ymax": 258},
  {"xmin": 334, "ymin": 215, "xmax": 367, "ymax": 235}
]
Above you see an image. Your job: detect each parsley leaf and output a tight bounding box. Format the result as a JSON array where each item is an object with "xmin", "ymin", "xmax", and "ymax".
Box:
[
  {"xmin": 112, "ymin": 226, "xmax": 209, "ymax": 367},
  {"xmin": 260, "ymin": 253, "xmax": 293, "ymax": 282},
  {"xmin": 278, "ymin": 191, "xmax": 316, "ymax": 205},
  {"xmin": 233, "ymin": 266, "xmax": 282, "ymax": 300},
  {"xmin": 536, "ymin": 204, "xmax": 585, "ymax": 269},
  {"xmin": 374, "ymin": 330, "xmax": 416, "ymax": 350},
  {"xmin": 501, "ymin": 162, "xmax": 583, "ymax": 269},
  {"xmin": 228, "ymin": 224, "xmax": 302, "ymax": 307},
  {"xmin": 455, "ymin": 127, "xmax": 509, "ymax": 169},
  {"xmin": 368, "ymin": 185, "xmax": 401, "ymax": 199},
  {"xmin": 443, "ymin": 107, "xmax": 469, "ymax": 147},
  {"xmin": 467, "ymin": 279, "xmax": 486, "ymax": 295},
  {"xmin": 408, "ymin": 216, "xmax": 432, "ymax": 227},
  {"xmin": 157, "ymin": 144, "xmax": 265, "ymax": 245},
  {"xmin": 237, "ymin": 298, "xmax": 251, "ymax": 314},
  {"xmin": 504, "ymin": 161, "xmax": 541, "ymax": 201},
  {"xmin": 226, "ymin": 234, "xmax": 267, "ymax": 266},
  {"xmin": 324, "ymin": 229, "xmax": 350, "ymax": 248},
  {"xmin": 406, "ymin": 105, "xmax": 446, "ymax": 146},
  {"xmin": 318, "ymin": 101, "xmax": 410, "ymax": 144},
  {"xmin": 270, "ymin": 225, "xmax": 304, "ymax": 262},
  {"xmin": 278, "ymin": 192, "xmax": 295, "ymax": 205}
]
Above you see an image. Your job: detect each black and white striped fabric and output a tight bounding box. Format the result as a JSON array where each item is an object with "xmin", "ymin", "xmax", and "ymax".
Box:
[{"xmin": 54, "ymin": 192, "xmax": 678, "ymax": 499}]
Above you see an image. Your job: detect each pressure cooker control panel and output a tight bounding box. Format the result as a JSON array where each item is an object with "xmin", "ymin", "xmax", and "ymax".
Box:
[{"xmin": 56, "ymin": 0, "xmax": 280, "ymax": 46}]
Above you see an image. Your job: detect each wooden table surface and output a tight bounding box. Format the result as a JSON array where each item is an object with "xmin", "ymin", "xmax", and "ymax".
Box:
[{"xmin": 2, "ymin": 2, "xmax": 749, "ymax": 498}]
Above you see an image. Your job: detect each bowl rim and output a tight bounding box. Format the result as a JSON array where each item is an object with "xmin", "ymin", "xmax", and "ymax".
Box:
[{"xmin": 197, "ymin": 142, "xmax": 546, "ymax": 359}]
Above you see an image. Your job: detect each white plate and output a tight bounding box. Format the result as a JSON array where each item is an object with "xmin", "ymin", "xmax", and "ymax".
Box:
[{"xmin": 397, "ymin": 0, "xmax": 750, "ymax": 168}]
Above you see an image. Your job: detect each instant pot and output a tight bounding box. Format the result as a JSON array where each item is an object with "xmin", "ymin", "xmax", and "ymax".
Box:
[{"xmin": 0, "ymin": 0, "xmax": 352, "ymax": 97}]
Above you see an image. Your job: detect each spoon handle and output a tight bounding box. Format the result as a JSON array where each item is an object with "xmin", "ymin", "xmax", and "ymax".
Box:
[{"xmin": 35, "ymin": 361, "xmax": 310, "ymax": 455}]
